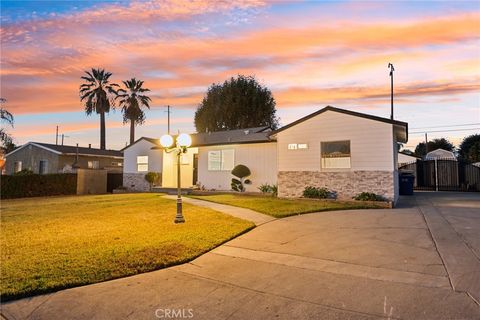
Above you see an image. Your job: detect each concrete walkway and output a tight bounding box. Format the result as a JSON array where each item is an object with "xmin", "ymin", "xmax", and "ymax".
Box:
[
  {"xmin": 163, "ymin": 195, "xmax": 276, "ymax": 226},
  {"xmin": 2, "ymin": 193, "xmax": 480, "ymax": 320}
]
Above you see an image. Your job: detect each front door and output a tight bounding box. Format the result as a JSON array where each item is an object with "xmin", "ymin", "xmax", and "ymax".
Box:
[{"xmin": 193, "ymin": 154, "xmax": 198, "ymax": 186}]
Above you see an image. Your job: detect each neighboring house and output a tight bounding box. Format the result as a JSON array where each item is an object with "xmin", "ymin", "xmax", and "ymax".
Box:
[
  {"xmin": 123, "ymin": 106, "xmax": 408, "ymax": 204},
  {"xmin": 122, "ymin": 137, "xmax": 163, "ymax": 191},
  {"xmin": 425, "ymin": 148, "xmax": 456, "ymax": 160},
  {"xmin": 4, "ymin": 142, "xmax": 123, "ymax": 175},
  {"xmin": 398, "ymin": 151, "xmax": 420, "ymax": 166}
]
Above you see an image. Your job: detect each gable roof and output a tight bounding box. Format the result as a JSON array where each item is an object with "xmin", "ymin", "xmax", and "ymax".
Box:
[
  {"xmin": 191, "ymin": 126, "xmax": 273, "ymax": 147},
  {"xmin": 6, "ymin": 142, "xmax": 123, "ymax": 158},
  {"xmin": 121, "ymin": 137, "xmax": 160, "ymax": 151},
  {"xmin": 151, "ymin": 126, "xmax": 273, "ymax": 150},
  {"xmin": 269, "ymin": 106, "xmax": 408, "ymax": 142}
]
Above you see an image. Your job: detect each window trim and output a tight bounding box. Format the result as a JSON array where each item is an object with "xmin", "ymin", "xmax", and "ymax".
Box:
[
  {"xmin": 137, "ymin": 155, "xmax": 149, "ymax": 172},
  {"xmin": 87, "ymin": 160, "xmax": 100, "ymax": 169},
  {"xmin": 14, "ymin": 161, "xmax": 22, "ymax": 173},
  {"xmin": 320, "ymin": 140, "xmax": 351, "ymax": 169},
  {"xmin": 208, "ymin": 149, "xmax": 235, "ymax": 171},
  {"xmin": 39, "ymin": 160, "xmax": 48, "ymax": 174}
]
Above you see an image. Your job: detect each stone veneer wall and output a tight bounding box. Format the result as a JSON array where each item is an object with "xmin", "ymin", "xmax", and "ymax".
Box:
[
  {"xmin": 278, "ymin": 171, "xmax": 395, "ymax": 201},
  {"xmin": 123, "ymin": 173, "xmax": 150, "ymax": 192}
]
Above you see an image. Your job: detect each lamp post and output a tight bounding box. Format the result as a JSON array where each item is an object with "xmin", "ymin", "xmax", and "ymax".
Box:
[{"xmin": 160, "ymin": 132, "xmax": 192, "ymax": 223}]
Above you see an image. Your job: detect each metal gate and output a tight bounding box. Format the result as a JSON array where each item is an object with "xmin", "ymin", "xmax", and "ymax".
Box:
[
  {"xmin": 399, "ymin": 159, "xmax": 480, "ymax": 192},
  {"xmin": 107, "ymin": 173, "xmax": 123, "ymax": 193}
]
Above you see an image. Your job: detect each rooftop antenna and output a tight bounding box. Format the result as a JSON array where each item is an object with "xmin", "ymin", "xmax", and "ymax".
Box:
[
  {"xmin": 165, "ymin": 105, "xmax": 172, "ymax": 134},
  {"xmin": 56, "ymin": 126, "xmax": 59, "ymax": 145},
  {"xmin": 388, "ymin": 63, "xmax": 395, "ymax": 120},
  {"xmin": 61, "ymin": 134, "xmax": 69, "ymax": 146}
]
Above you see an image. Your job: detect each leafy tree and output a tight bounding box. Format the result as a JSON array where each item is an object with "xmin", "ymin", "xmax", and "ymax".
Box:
[
  {"xmin": 0, "ymin": 98, "xmax": 15, "ymax": 152},
  {"xmin": 414, "ymin": 138, "xmax": 454, "ymax": 156},
  {"xmin": 458, "ymin": 134, "xmax": 480, "ymax": 163},
  {"xmin": 79, "ymin": 68, "xmax": 119, "ymax": 150},
  {"xmin": 194, "ymin": 75, "xmax": 279, "ymax": 132},
  {"xmin": 116, "ymin": 78, "xmax": 151, "ymax": 144}
]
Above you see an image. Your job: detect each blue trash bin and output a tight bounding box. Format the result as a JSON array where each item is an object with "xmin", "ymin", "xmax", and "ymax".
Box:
[{"xmin": 399, "ymin": 173, "xmax": 415, "ymax": 195}]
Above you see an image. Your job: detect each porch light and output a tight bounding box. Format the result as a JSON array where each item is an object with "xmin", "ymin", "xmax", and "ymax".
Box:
[
  {"xmin": 160, "ymin": 134, "xmax": 174, "ymax": 148},
  {"xmin": 177, "ymin": 133, "xmax": 192, "ymax": 148},
  {"xmin": 160, "ymin": 132, "xmax": 192, "ymax": 224}
]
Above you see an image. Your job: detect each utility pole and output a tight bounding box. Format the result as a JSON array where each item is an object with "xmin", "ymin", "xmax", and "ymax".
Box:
[
  {"xmin": 388, "ymin": 63, "xmax": 394, "ymax": 120},
  {"xmin": 165, "ymin": 105, "xmax": 172, "ymax": 134},
  {"xmin": 425, "ymin": 132, "xmax": 428, "ymax": 155},
  {"xmin": 56, "ymin": 126, "xmax": 59, "ymax": 145}
]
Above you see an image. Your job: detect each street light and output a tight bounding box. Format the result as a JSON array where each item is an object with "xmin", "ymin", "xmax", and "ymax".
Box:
[{"xmin": 160, "ymin": 133, "xmax": 192, "ymax": 223}]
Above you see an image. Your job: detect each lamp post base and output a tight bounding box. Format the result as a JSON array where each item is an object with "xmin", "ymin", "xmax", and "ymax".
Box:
[{"xmin": 175, "ymin": 197, "xmax": 185, "ymax": 223}]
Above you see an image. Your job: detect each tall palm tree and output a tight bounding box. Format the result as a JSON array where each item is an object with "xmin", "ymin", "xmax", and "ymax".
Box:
[
  {"xmin": 79, "ymin": 68, "xmax": 118, "ymax": 150},
  {"xmin": 0, "ymin": 98, "xmax": 14, "ymax": 148},
  {"xmin": 116, "ymin": 78, "xmax": 151, "ymax": 144}
]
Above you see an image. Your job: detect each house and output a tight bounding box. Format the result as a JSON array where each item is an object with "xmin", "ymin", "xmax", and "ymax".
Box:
[
  {"xmin": 425, "ymin": 148, "xmax": 456, "ymax": 160},
  {"xmin": 123, "ymin": 106, "xmax": 408, "ymax": 203},
  {"xmin": 398, "ymin": 151, "xmax": 420, "ymax": 166},
  {"xmin": 4, "ymin": 142, "xmax": 123, "ymax": 175},
  {"xmin": 192, "ymin": 127, "xmax": 276, "ymax": 191},
  {"xmin": 270, "ymin": 107, "xmax": 407, "ymax": 202}
]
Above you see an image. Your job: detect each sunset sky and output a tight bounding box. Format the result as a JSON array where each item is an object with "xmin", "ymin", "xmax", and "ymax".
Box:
[{"xmin": 1, "ymin": 0, "xmax": 479, "ymax": 151}]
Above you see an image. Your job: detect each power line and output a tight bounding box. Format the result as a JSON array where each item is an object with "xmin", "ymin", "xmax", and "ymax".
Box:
[
  {"xmin": 410, "ymin": 123, "xmax": 480, "ymax": 130},
  {"xmin": 410, "ymin": 128, "xmax": 479, "ymax": 134}
]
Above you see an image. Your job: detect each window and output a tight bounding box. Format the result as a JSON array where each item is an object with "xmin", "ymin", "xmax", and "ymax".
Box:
[
  {"xmin": 111, "ymin": 161, "xmax": 123, "ymax": 167},
  {"xmin": 88, "ymin": 160, "xmax": 100, "ymax": 169},
  {"xmin": 39, "ymin": 160, "xmax": 48, "ymax": 174},
  {"xmin": 208, "ymin": 149, "xmax": 235, "ymax": 171},
  {"xmin": 14, "ymin": 161, "xmax": 22, "ymax": 173},
  {"xmin": 321, "ymin": 140, "xmax": 351, "ymax": 169},
  {"xmin": 137, "ymin": 156, "xmax": 148, "ymax": 172}
]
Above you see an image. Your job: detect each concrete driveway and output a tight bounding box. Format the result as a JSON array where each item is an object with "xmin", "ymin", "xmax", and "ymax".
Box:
[{"xmin": 2, "ymin": 192, "xmax": 480, "ymax": 320}]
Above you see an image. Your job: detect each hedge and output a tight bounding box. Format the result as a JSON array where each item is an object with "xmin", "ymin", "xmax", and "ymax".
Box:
[{"xmin": 1, "ymin": 174, "xmax": 77, "ymax": 199}]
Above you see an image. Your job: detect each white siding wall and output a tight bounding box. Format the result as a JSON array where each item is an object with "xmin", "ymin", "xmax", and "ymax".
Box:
[
  {"xmin": 123, "ymin": 139, "xmax": 163, "ymax": 173},
  {"xmin": 276, "ymin": 111, "xmax": 394, "ymax": 172},
  {"xmin": 162, "ymin": 148, "xmax": 198, "ymax": 188},
  {"xmin": 198, "ymin": 142, "xmax": 277, "ymax": 191}
]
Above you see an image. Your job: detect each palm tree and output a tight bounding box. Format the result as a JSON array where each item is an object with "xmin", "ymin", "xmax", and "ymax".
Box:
[
  {"xmin": 79, "ymin": 68, "xmax": 118, "ymax": 150},
  {"xmin": 116, "ymin": 78, "xmax": 151, "ymax": 144},
  {"xmin": 0, "ymin": 98, "xmax": 14, "ymax": 148}
]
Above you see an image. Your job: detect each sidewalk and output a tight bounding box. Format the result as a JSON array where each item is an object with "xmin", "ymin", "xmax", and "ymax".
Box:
[{"xmin": 163, "ymin": 195, "xmax": 276, "ymax": 226}]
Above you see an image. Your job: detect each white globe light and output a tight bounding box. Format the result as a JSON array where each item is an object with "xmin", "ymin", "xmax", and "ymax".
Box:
[
  {"xmin": 177, "ymin": 133, "xmax": 192, "ymax": 147},
  {"xmin": 160, "ymin": 134, "xmax": 174, "ymax": 148}
]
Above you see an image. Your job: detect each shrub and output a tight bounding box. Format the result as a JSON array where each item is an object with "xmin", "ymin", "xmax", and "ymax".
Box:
[
  {"xmin": 302, "ymin": 186, "xmax": 331, "ymax": 199},
  {"xmin": 353, "ymin": 192, "xmax": 386, "ymax": 201},
  {"xmin": 13, "ymin": 169, "xmax": 34, "ymax": 176},
  {"xmin": 1, "ymin": 173, "xmax": 77, "ymax": 199},
  {"xmin": 231, "ymin": 164, "xmax": 251, "ymax": 192},
  {"xmin": 258, "ymin": 183, "xmax": 278, "ymax": 196},
  {"xmin": 144, "ymin": 172, "xmax": 159, "ymax": 191}
]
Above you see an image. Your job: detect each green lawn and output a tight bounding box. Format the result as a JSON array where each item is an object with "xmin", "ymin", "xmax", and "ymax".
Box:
[
  {"xmin": 189, "ymin": 194, "xmax": 389, "ymax": 218},
  {"xmin": 1, "ymin": 194, "xmax": 254, "ymax": 301}
]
